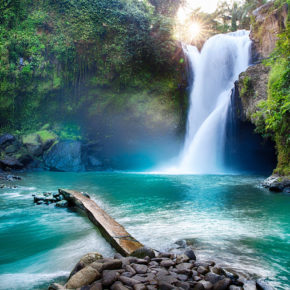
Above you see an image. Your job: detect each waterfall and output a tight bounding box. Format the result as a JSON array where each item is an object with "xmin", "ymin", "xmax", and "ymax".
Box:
[{"xmin": 165, "ymin": 30, "xmax": 251, "ymax": 174}]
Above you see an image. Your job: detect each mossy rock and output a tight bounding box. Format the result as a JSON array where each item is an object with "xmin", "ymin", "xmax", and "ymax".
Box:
[
  {"xmin": 37, "ymin": 130, "xmax": 57, "ymax": 144},
  {"xmin": 22, "ymin": 133, "xmax": 41, "ymax": 146}
]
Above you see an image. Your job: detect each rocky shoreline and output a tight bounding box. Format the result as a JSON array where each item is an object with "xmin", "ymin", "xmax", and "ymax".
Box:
[{"xmin": 48, "ymin": 244, "xmax": 273, "ymax": 290}]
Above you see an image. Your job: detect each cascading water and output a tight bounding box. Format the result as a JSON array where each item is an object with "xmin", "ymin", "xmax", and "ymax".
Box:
[{"xmin": 165, "ymin": 30, "xmax": 251, "ymax": 174}]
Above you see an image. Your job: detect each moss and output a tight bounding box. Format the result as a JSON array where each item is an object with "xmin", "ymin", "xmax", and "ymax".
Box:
[
  {"xmin": 240, "ymin": 75, "xmax": 253, "ymax": 98},
  {"xmin": 22, "ymin": 133, "xmax": 40, "ymax": 146},
  {"xmin": 37, "ymin": 130, "xmax": 57, "ymax": 144}
]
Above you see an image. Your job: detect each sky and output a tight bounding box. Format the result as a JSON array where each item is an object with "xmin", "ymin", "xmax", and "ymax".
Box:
[{"xmin": 186, "ymin": 0, "xmax": 231, "ymax": 13}]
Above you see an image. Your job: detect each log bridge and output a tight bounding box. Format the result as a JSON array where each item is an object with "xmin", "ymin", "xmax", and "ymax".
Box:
[{"xmin": 59, "ymin": 189, "xmax": 144, "ymax": 257}]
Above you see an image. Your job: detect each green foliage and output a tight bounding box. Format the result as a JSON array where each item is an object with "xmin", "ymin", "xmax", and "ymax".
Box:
[
  {"xmin": 253, "ymin": 22, "xmax": 290, "ymax": 175},
  {"xmin": 0, "ymin": 0, "xmax": 186, "ymax": 137},
  {"xmin": 240, "ymin": 75, "xmax": 253, "ymax": 98}
]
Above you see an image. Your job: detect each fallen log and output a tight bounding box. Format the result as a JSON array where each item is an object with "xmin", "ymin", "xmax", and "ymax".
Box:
[{"xmin": 59, "ymin": 189, "xmax": 143, "ymax": 256}]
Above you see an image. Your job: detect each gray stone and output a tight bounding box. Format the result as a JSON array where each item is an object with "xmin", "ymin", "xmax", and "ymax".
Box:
[
  {"xmin": 193, "ymin": 283, "xmax": 205, "ymax": 290},
  {"xmin": 198, "ymin": 280, "xmax": 213, "ymax": 289},
  {"xmin": 111, "ymin": 281, "xmax": 129, "ymax": 290},
  {"xmin": 136, "ymin": 259, "xmax": 148, "ymax": 265},
  {"xmin": 176, "ymin": 254, "xmax": 190, "ymax": 263},
  {"xmin": 88, "ymin": 281, "xmax": 103, "ymax": 290},
  {"xmin": 126, "ymin": 265, "xmax": 137, "ymax": 275},
  {"xmin": 134, "ymin": 284, "xmax": 147, "ymax": 290},
  {"xmin": 256, "ymin": 279, "xmax": 274, "ymax": 290},
  {"xmin": 102, "ymin": 259, "xmax": 122, "ymax": 270},
  {"xmin": 184, "ymin": 248, "xmax": 196, "ymax": 260},
  {"xmin": 122, "ymin": 272, "xmax": 134, "ymax": 278},
  {"xmin": 102, "ymin": 270, "xmax": 119, "ymax": 287},
  {"xmin": 160, "ymin": 260, "xmax": 175, "ymax": 268},
  {"xmin": 229, "ymin": 286, "xmax": 242, "ymax": 290},
  {"xmin": 175, "ymin": 281, "xmax": 190, "ymax": 290},
  {"xmin": 55, "ymin": 200, "xmax": 69, "ymax": 208},
  {"xmin": 197, "ymin": 266, "xmax": 208, "ymax": 275},
  {"xmin": 69, "ymin": 252, "xmax": 103, "ymax": 278},
  {"xmin": 158, "ymin": 281, "xmax": 175, "ymax": 290},
  {"xmin": 131, "ymin": 247, "xmax": 155, "ymax": 259},
  {"xmin": 213, "ymin": 278, "xmax": 231, "ymax": 290},
  {"xmin": 177, "ymin": 274, "xmax": 188, "ymax": 281},
  {"xmin": 176, "ymin": 263, "xmax": 192, "ymax": 274},
  {"xmin": 132, "ymin": 263, "xmax": 148, "ymax": 274},
  {"xmin": 243, "ymin": 280, "xmax": 257, "ymax": 290},
  {"xmin": 44, "ymin": 141, "xmax": 85, "ymax": 172},
  {"xmin": 205, "ymin": 272, "xmax": 224, "ymax": 284},
  {"xmin": 66, "ymin": 266, "xmax": 101, "ymax": 289},
  {"xmin": 119, "ymin": 276, "xmax": 140, "ymax": 287},
  {"xmin": 48, "ymin": 283, "xmax": 65, "ymax": 290}
]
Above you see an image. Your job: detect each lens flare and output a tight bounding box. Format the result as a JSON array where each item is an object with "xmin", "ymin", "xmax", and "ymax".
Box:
[{"xmin": 175, "ymin": 7, "xmax": 208, "ymax": 45}]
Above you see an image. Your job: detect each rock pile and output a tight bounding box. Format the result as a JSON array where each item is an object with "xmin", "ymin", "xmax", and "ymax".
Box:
[
  {"xmin": 49, "ymin": 248, "xmax": 269, "ymax": 290},
  {"xmin": 32, "ymin": 192, "xmax": 68, "ymax": 207}
]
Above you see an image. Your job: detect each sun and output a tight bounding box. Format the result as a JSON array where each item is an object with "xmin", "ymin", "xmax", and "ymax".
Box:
[
  {"xmin": 189, "ymin": 22, "xmax": 201, "ymax": 39},
  {"xmin": 175, "ymin": 7, "xmax": 206, "ymax": 44}
]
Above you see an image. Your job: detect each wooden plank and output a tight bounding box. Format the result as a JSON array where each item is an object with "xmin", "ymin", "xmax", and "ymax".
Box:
[{"xmin": 59, "ymin": 189, "xmax": 143, "ymax": 256}]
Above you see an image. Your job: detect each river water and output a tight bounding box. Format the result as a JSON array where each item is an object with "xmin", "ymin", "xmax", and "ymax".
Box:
[{"xmin": 0, "ymin": 172, "xmax": 289, "ymax": 289}]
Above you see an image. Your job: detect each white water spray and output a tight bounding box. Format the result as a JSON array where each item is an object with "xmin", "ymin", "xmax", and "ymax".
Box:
[{"xmin": 164, "ymin": 30, "xmax": 251, "ymax": 174}]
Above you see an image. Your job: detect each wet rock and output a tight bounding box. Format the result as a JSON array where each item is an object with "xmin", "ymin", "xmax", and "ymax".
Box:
[
  {"xmin": 205, "ymin": 272, "xmax": 224, "ymax": 284},
  {"xmin": 119, "ymin": 276, "xmax": 140, "ymax": 287},
  {"xmin": 48, "ymin": 283, "xmax": 66, "ymax": 290},
  {"xmin": 158, "ymin": 281, "xmax": 175, "ymax": 290},
  {"xmin": 262, "ymin": 174, "xmax": 290, "ymax": 192},
  {"xmin": 132, "ymin": 264, "xmax": 148, "ymax": 274},
  {"xmin": 197, "ymin": 266, "xmax": 208, "ymax": 275},
  {"xmin": 0, "ymin": 134, "xmax": 16, "ymax": 147},
  {"xmin": 193, "ymin": 282, "xmax": 205, "ymax": 290},
  {"xmin": 69, "ymin": 252, "xmax": 103, "ymax": 277},
  {"xmin": 87, "ymin": 281, "xmax": 103, "ymax": 290},
  {"xmin": 131, "ymin": 247, "xmax": 155, "ymax": 259},
  {"xmin": 199, "ymin": 280, "xmax": 213, "ymax": 290},
  {"xmin": 213, "ymin": 278, "xmax": 231, "ymax": 290},
  {"xmin": 126, "ymin": 265, "xmax": 137, "ymax": 275},
  {"xmin": 229, "ymin": 286, "xmax": 242, "ymax": 290},
  {"xmin": 55, "ymin": 200, "xmax": 69, "ymax": 208},
  {"xmin": 134, "ymin": 284, "xmax": 147, "ymax": 290},
  {"xmin": 102, "ymin": 270, "xmax": 120, "ymax": 287},
  {"xmin": 243, "ymin": 280, "xmax": 257, "ymax": 290},
  {"xmin": 44, "ymin": 141, "xmax": 85, "ymax": 172},
  {"xmin": 66, "ymin": 266, "xmax": 101, "ymax": 288},
  {"xmin": 175, "ymin": 281, "xmax": 190, "ymax": 290},
  {"xmin": 136, "ymin": 259, "xmax": 148, "ymax": 265},
  {"xmin": 184, "ymin": 248, "xmax": 196, "ymax": 260},
  {"xmin": 82, "ymin": 192, "xmax": 91, "ymax": 199},
  {"xmin": 177, "ymin": 274, "xmax": 188, "ymax": 281},
  {"xmin": 156, "ymin": 273, "xmax": 178, "ymax": 285},
  {"xmin": 102, "ymin": 259, "xmax": 122, "ymax": 270},
  {"xmin": 4, "ymin": 144, "xmax": 18, "ymax": 154},
  {"xmin": 175, "ymin": 239, "xmax": 187, "ymax": 248},
  {"xmin": 176, "ymin": 254, "xmax": 190, "ymax": 263},
  {"xmin": 111, "ymin": 281, "xmax": 129, "ymax": 290},
  {"xmin": 176, "ymin": 263, "xmax": 192, "ymax": 274},
  {"xmin": 159, "ymin": 253, "xmax": 172, "ymax": 258},
  {"xmin": 221, "ymin": 268, "xmax": 239, "ymax": 280},
  {"xmin": 160, "ymin": 260, "xmax": 175, "ymax": 268},
  {"xmin": 0, "ymin": 156, "xmax": 23, "ymax": 170},
  {"xmin": 256, "ymin": 279, "xmax": 274, "ymax": 290}
]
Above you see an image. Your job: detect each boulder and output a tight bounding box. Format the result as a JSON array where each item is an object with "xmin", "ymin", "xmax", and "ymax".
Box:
[
  {"xmin": 44, "ymin": 141, "xmax": 85, "ymax": 172},
  {"xmin": 69, "ymin": 252, "xmax": 103, "ymax": 278},
  {"xmin": 262, "ymin": 174, "xmax": 290, "ymax": 192},
  {"xmin": 213, "ymin": 278, "xmax": 231, "ymax": 290},
  {"xmin": 55, "ymin": 200, "xmax": 69, "ymax": 208},
  {"xmin": 0, "ymin": 134, "xmax": 16, "ymax": 148},
  {"xmin": 0, "ymin": 156, "xmax": 23, "ymax": 170},
  {"xmin": 256, "ymin": 279, "xmax": 274, "ymax": 290},
  {"xmin": 22, "ymin": 133, "xmax": 43, "ymax": 156},
  {"xmin": 65, "ymin": 266, "xmax": 101, "ymax": 288},
  {"xmin": 131, "ymin": 247, "xmax": 155, "ymax": 259}
]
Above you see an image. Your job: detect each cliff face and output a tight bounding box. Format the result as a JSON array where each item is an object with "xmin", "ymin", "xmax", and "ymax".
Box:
[
  {"xmin": 250, "ymin": 1, "xmax": 288, "ymax": 59},
  {"xmin": 237, "ymin": 0, "xmax": 289, "ymax": 189}
]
